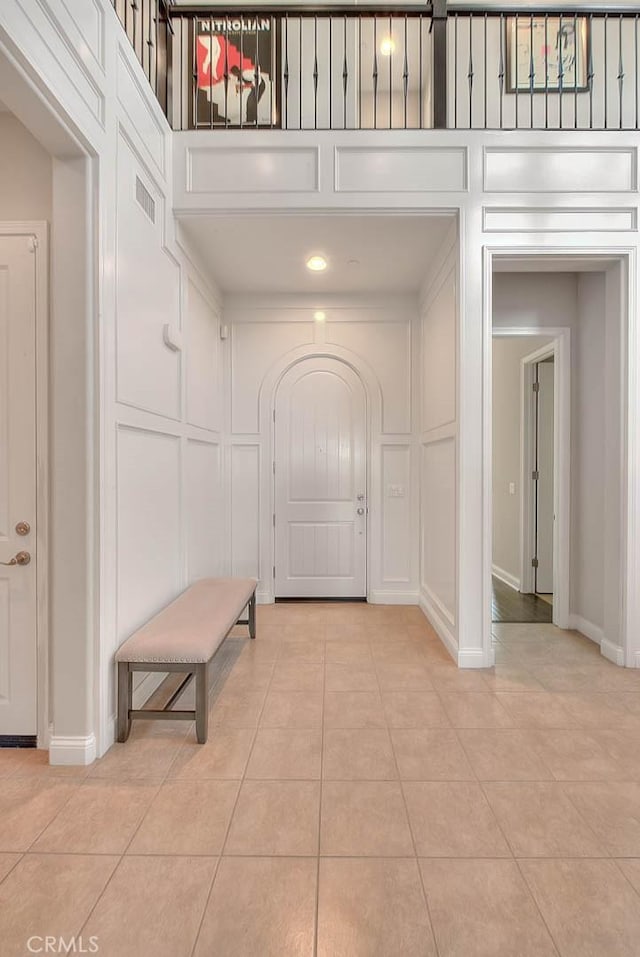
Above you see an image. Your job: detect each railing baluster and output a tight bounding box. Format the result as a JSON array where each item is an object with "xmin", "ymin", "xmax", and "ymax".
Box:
[
  {"xmin": 343, "ymin": 15, "xmax": 348, "ymax": 130},
  {"xmin": 313, "ymin": 15, "xmax": 319, "ymax": 130},
  {"xmin": 529, "ymin": 15, "xmax": 534, "ymax": 130},
  {"xmin": 389, "ymin": 15, "xmax": 393, "ymax": 130},
  {"xmin": 558, "ymin": 14, "xmax": 564, "ymax": 128},
  {"xmin": 544, "ymin": 15, "xmax": 549, "ymax": 130},
  {"xmin": 588, "ymin": 15, "xmax": 594, "ymax": 130},
  {"xmin": 618, "ymin": 14, "xmax": 624, "ymax": 130},
  {"xmin": 284, "ymin": 14, "xmax": 289, "ymax": 130},
  {"xmin": 604, "ymin": 13, "xmax": 608, "ymax": 130},
  {"xmin": 453, "ymin": 13, "xmax": 458, "ymax": 129},
  {"xmin": 574, "ymin": 13, "xmax": 579, "ymax": 129},
  {"xmin": 468, "ymin": 13, "xmax": 473, "ymax": 129},
  {"xmin": 483, "ymin": 13, "xmax": 487, "ymax": 130},
  {"xmin": 373, "ymin": 17, "xmax": 378, "ymax": 129},
  {"xmin": 498, "ymin": 12, "xmax": 504, "ymax": 130},
  {"xmin": 403, "ymin": 15, "xmax": 409, "ymax": 130},
  {"xmin": 419, "ymin": 13, "xmax": 424, "ymax": 129},
  {"xmin": 329, "ymin": 16, "xmax": 333, "ymax": 130},
  {"xmin": 633, "ymin": 13, "xmax": 640, "ymax": 129}
]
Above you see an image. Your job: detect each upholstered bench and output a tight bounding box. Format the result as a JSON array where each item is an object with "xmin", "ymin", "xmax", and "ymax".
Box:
[{"xmin": 116, "ymin": 577, "xmax": 257, "ymax": 745}]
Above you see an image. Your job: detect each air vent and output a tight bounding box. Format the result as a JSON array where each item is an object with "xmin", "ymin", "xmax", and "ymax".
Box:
[{"xmin": 135, "ymin": 175, "xmax": 155, "ymax": 223}]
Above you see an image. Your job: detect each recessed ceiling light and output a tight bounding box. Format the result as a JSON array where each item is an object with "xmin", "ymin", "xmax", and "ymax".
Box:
[
  {"xmin": 314, "ymin": 310, "xmax": 326, "ymax": 322},
  {"xmin": 380, "ymin": 37, "xmax": 396, "ymax": 56},
  {"xmin": 306, "ymin": 255, "xmax": 328, "ymax": 272}
]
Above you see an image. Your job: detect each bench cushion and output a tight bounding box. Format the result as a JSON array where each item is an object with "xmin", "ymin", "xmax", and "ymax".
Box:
[{"xmin": 115, "ymin": 577, "xmax": 257, "ymax": 664}]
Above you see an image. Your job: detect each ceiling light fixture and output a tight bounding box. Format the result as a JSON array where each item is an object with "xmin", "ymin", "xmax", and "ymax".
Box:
[
  {"xmin": 306, "ymin": 255, "xmax": 328, "ymax": 272},
  {"xmin": 314, "ymin": 311, "xmax": 326, "ymax": 322},
  {"xmin": 380, "ymin": 37, "xmax": 396, "ymax": 56}
]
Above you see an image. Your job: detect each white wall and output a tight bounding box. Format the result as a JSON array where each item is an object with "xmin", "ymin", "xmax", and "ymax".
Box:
[
  {"xmin": 492, "ymin": 335, "xmax": 554, "ymax": 588},
  {"xmin": 225, "ymin": 295, "xmax": 419, "ymax": 603},
  {"xmin": 0, "ymin": 113, "xmax": 51, "ymax": 220},
  {"xmin": 418, "ymin": 224, "xmax": 459, "ymax": 660}
]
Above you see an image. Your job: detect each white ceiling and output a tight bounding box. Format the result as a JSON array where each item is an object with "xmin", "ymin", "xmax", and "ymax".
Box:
[{"xmin": 178, "ymin": 213, "xmax": 454, "ymax": 294}]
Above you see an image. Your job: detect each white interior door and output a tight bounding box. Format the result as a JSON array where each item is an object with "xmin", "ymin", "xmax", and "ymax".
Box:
[
  {"xmin": 274, "ymin": 358, "xmax": 367, "ymax": 598},
  {"xmin": 535, "ymin": 359, "xmax": 554, "ymax": 594},
  {"xmin": 0, "ymin": 235, "xmax": 38, "ymax": 737}
]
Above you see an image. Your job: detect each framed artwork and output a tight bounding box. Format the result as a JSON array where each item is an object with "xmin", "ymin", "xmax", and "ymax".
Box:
[
  {"xmin": 506, "ymin": 16, "xmax": 589, "ymax": 93},
  {"xmin": 194, "ymin": 16, "xmax": 280, "ymax": 128}
]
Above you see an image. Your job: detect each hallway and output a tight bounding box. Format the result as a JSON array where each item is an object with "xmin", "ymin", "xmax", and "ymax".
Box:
[{"xmin": 2, "ymin": 603, "xmax": 640, "ymax": 956}]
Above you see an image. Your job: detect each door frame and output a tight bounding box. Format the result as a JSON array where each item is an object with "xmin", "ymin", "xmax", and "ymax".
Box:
[
  {"xmin": 272, "ymin": 355, "xmax": 369, "ymax": 600},
  {"xmin": 518, "ymin": 337, "xmax": 570, "ymax": 627},
  {"xmin": 485, "ymin": 247, "xmax": 634, "ymax": 669},
  {"xmin": 258, "ymin": 344, "xmax": 382, "ymax": 604},
  {"xmin": 0, "ymin": 221, "xmax": 49, "ymax": 746}
]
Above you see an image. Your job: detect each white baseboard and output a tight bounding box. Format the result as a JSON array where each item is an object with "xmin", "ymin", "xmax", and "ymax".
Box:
[
  {"xmin": 419, "ymin": 586, "xmax": 458, "ymax": 664},
  {"xmin": 568, "ymin": 614, "xmax": 604, "ymax": 647},
  {"xmin": 491, "ymin": 564, "xmax": 520, "ymax": 592},
  {"xmin": 458, "ymin": 647, "xmax": 493, "ymax": 668},
  {"xmin": 49, "ymin": 733, "xmax": 96, "ymax": 766},
  {"xmin": 633, "ymin": 652, "xmax": 640, "ymax": 669},
  {"xmin": 368, "ymin": 590, "xmax": 419, "ymax": 605},
  {"xmin": 601, "ymin": 638, "xmax": 625, "ymax": 666},
  {"xmin": 567, "ymin": 615, "xmax": 625, "ymax": 666}
]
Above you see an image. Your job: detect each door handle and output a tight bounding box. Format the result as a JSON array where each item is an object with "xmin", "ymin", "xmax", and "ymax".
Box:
[
  {"xmin": 1, "ymin": 551, "xmax": 31, "ymax": 566},
  {"xmin": 356, "ymin": 507, "xmax": 365, "ymax": 516}
]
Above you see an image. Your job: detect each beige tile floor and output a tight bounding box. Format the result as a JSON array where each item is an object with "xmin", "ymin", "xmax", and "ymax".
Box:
[{"xmin": 1, "ymin": 605, "xmax": 640, "ymax": 956}]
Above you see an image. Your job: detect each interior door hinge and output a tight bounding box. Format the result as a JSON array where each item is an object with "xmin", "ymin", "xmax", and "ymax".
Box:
[
  {"xmin": 531, "ymin": 557, "xmax": 539, "ymax": 568},
  {"xmin": 272, "ymin": 461, "xmax": 276, "ymax": 475},
  {"xmin": 532, "ymin": 381, "xmax": 540, "ymax": 393},
  {"xmin": 272, "ymin": 565, "xmax": 276, "ymax": 578},
  {"xmin": 272, "ymin": 513, "xmax": 275, "ymax": 528},
  {"xmin": 532, "ymin": 470, "xmax": 539, "ymax": 481},
  {"xmin": 273, "ymin": 409, "xmax": 276, "ymax": 422}
]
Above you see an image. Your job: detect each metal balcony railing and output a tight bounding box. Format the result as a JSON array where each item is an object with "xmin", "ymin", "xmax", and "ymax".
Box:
[{"xmin": 111, "ymin": 2, "xmax": 640, "ymax": 132}]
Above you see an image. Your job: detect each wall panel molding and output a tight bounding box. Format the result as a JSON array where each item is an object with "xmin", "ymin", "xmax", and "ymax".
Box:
[
  {"xmin": 335, "ymin": 146, "xmax": 467, "ymax": 193},
  {"xmin": 483, "ymin": 147, "xmax": 638, "ymax": 194},
  {"xmin": 187, "ymin": 146, "xmax": 320, "ymax": 194},
  {"xmin": 483, "ymin": 206, "xmax": 638, "ymax": 233}
]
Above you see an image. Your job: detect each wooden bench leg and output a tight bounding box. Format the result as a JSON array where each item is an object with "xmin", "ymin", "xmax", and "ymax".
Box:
[
  {"xmin": 195, "ymin": 662, "xmax": 209, "ymax": 744},
  {"xmin": 248, "ymin": 591, "xmax": 256, "ymax": 639},
  {"xmin": 117, "ymin": 662, "xmax": 132, "ymax": 743}
]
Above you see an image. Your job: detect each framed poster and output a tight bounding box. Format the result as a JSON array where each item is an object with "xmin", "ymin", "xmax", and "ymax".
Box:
[
  {"xmin": 506, "ymin": 16, "xmax": 589, "ymax": 92},
  {"xmin": 194, "ymin": 16, "xmax": 280, "ymax": 127}
]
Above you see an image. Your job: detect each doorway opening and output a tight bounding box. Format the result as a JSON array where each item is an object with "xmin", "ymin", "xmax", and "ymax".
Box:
[{"xmin": 488, "ymin": 255, "xmax": 627, "ymax": 667}]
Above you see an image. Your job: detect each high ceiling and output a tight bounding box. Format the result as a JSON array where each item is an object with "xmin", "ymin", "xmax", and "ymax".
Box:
[{"xmin": 177, "ymin": 213, "xmax": 455, "ymax": 295}]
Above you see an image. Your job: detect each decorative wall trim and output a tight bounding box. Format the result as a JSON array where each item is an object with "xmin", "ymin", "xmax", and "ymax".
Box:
[
  {"xmin": 458, "ymin": 647, "xmax": 492, "ymax": 668},
  {"xmin": 419, "ymin": 587, "xmax": 457, "ymax": 664},
  {"xmin": 483, "ymin": 206, "xmax": 638, "ymax": 233},
  {"xmin": 483, "ymin": 147, "xmax": 637, "ymax": 193},
  {"xmin": 335, "ymin": 146, "xmax": 468, "ymax": 193},
  {"xmin": 568, "ymin": 613, "xmax": 603, "ymax": 647},
  {"xmin": 49, "ymin": 733, "xmax": 96, "ymax": 766},
  {"xmin": 491, "ymin": 564, "xmax": 520, "ymax": 592},
  {"xmin": 187, "ymin": 146, "xmax": 320, "ymax": 194},
  {"xmin": 369, "ymin": 589, "xmax": 419, "ymax": 605}
]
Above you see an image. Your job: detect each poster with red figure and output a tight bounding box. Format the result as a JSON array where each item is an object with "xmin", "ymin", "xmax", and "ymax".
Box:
[{"xmin": 195, "ymin": 17, "xmax": 278, "ymax": 127}]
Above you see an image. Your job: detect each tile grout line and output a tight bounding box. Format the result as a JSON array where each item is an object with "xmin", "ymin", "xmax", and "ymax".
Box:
[
  {"xmin": 188, "ymin": 629, "xmax": 283, "ymax": 957},
  {"xmin": 313, "ymin": 625, "xmax": 327, "ymax": 957},
  {"xmin": 376, "ymin": 622, "xmax": 443, "ymax": 957}
]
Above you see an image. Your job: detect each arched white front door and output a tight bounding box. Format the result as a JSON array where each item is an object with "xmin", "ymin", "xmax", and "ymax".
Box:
[{"xmin": 274, "ymin": 358, "xmax": 367, "ymax": 598}]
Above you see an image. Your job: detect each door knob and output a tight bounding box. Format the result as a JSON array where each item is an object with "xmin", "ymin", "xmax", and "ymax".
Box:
[
  {"xmin": 356, "ymin": 507, "xmax": 365, "ymax": 516},
  {"xmin": 1, "ymin": 551, "xmax": 31, "ymax": 566},
  {"xmin": 15, "ymin": 521, "xmax": 30, "ymax": 536}
]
